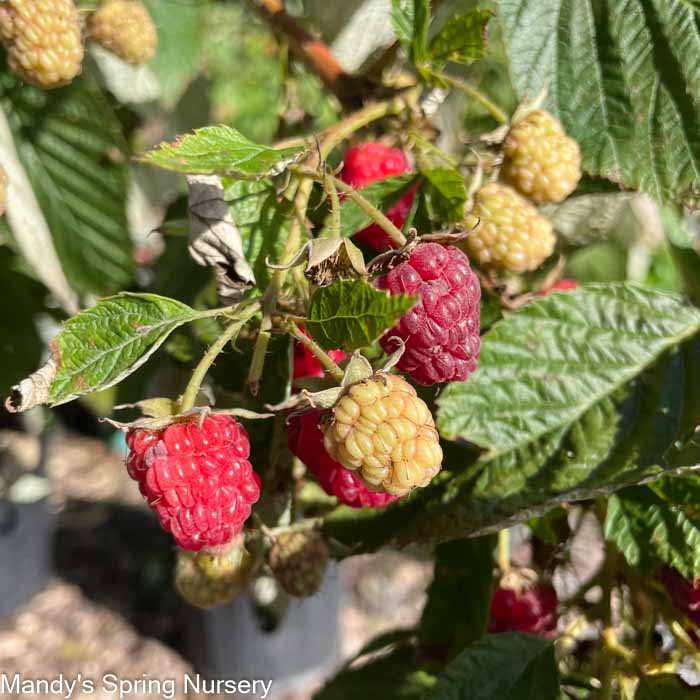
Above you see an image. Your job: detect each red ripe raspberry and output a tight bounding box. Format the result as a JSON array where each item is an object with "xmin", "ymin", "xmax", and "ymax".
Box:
[
  {"xmin": 340, "ymin": 142, "xmax": 416, "ymax": 251},
  {"xmin": 659, "ymin": 567, "xmax": 700, "ymax": 625},
  {"xmin": 125, "ymin": 416, "xmax": 261, "ymax": 552},
  {"xmin": 287, "ymin": 410, "xmax": 397, "ymax": 509},
  {"xmin": 293, "ymin": 327, "xmax": 346, "ymax": 381},
  {"xmin": 489, "ymin": 582, "xmax": 558, "ymax": 637},
  {"xmin": 538, "ymin": 279, "xmax": 578, "ymax": 296},
  {"xmin": 375, "ymin": 243, "xmax": 481, "ymax": 385}
]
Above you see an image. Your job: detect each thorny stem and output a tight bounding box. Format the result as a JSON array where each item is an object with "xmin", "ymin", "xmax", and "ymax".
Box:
[
  {"xmin": 438, "ymin": 73, "xmax": 509, "ymax": 125},
  {"xmin": 181, "ymin": 301, "xmax": 261, "ymax": 411},
  {"xmin": 247, "ymin": 97, "xmax": 408, "ymax": 392},
  {"xmin": 286, "ymin": 321, "xmax": 345, "ymax": 383}
]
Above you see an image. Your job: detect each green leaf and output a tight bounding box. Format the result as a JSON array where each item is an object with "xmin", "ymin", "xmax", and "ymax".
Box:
[
  {"xmin": 437, "ymin": 285, "xmax": 700, "ymax": 456},
  {"xmin": 224, "ymin": 179, "xmax": 289, "ymax": 290},
  {"xmin": 429, "ymin": 9, "xmax": 491, "ymax": 65},
  {"xmin": 0, "ymin": 69, "xmax": 133, "ymax": 295},
  {"xmin": 306, "ymin": 279, "xmax": 417, "ymax": 352},
  {"xmin": 39, "ymin": 294, "xmax": 195, "ymax": 407},
  {"xmin": 142, "ymin": 126, "xmax": 306, "ymax": 179},
  {"xmin": 635, "ymin": 675, "xmax": 700, "ymax": 700},
  {"xmin": 498, "ymin": 0, "xmax": 700, "ymax": 205},
  {"xmin": 315, "ymin": 645, "xmax": 436, "ymax": 699},
  {"xmin": 323, "ymin": 325, "xmax": 700, "ymax": 552},
  {"xmin": 606, "ymin": 477, "xmax": 700, "ymax": 579},
  {"xmin": 425, "ymin": 634, "xmax": 558, "ymax": 700},
  {"xmin": 144, "ymin": 0, "xmax": 205, "ymax": 108},
  {"xmin": 412, "ymin": 0, "xmax": 431, "ymax": 65},
  {"xmin": 420, "ymin": 536, "xmax": 495, "ymax": 652},
  {"xmin": 391, "ymin": 0, "xmax": 415, "ymax": 54},
  {"xmin": 422, "ymin": 168, "xmax": 468, "ymax": 223},
  {"xmin": 320, "ymin": 173, "xmax": 418, "ymax": 239}
]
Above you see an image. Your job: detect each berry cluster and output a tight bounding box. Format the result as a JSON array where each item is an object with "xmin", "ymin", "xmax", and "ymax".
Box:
[
  {"xmin": 126, "ymin": 415, "xmax": 261, "ymax": 552},
  {"xmin": 0, "ymin": 0, "xmax": 83, "ymax": 88},
  {"xmin": 460, "ymin": 109, "xmax": 581, "ymax": 275},
  {"xmin": 376, "ymin": 242, "xmax": 481, "ymax": 385}
]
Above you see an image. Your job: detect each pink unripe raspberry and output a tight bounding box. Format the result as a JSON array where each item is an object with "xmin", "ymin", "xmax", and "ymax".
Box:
[
  {"xmin": 125, "ymin": 415, "xmax": 261, "ymax": 552},
  {"xmin": 375, "ymin": 243, "xmax": 481, "ymax": 385},
  {"xmin": 340, "ymin": 142, "xmax": 416, "ymax": 251},
  {"xmin": 489, "ymin": 581, "xmax": 558, "ymax": 637},
  {"xmin": 287, "ymin": 410, "xmax": 397, "ymax": 509}
]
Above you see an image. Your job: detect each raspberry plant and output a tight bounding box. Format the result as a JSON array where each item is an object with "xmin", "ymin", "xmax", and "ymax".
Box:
[{"xmin": 1, "ymin": 0, "xmax": 700, "ymax": 697}]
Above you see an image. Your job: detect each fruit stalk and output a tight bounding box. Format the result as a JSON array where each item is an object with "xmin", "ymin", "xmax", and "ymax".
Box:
[
  {"xmin": 291, "ymin": 165, "xmax": 407, "ymax": 247},
  {"xmin": 181, "ymin": 301, "xmax": 261, "ymax": 411},
  {"xmin": 438, "ymin": 73, "xmax": 509, "ymax": 125},
  {"xmin": 286, "ymin": 321, "xmax": 345, "ymax": 383}
]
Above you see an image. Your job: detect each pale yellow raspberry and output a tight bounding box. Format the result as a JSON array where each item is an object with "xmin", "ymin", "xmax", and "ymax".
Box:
[
  {"xmin": 88, "ymin": 0, "xmax": 157, "ymax": 65},
  {"xmin": 0, "ymin": 0, "xmax": 84, "ymax": 88},
  {"xmin": 502, "ymin": 109, "xmax": 582, "ymax": 204},
  {"xmin": 322, "ymin": 373, "xmax": 442, "ymax": 497},
  {"xmin": 463, "ymin": 183, "xmax": 555, "ymax": 273}
]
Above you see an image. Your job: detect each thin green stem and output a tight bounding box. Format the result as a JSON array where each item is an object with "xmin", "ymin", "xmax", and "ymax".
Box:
[
  {"xmin": 410, "ymin": 131, "xmax": 459, "ymax": 168},
  {"xmin": 325, "ymin": 170, "xmax": 342, "ymax": 238},
  {"xmin": 329, "ymin": 175, "xmax": 407, "ymax": 247},
  {"xmin": 287, "ymin": 321, "xmax": 345, "ymax": 383},
  {"xmin": 292, "ymin": 166, "xmax": 407, "ymax": 247},
  {"xmin": 497, "ymin": 528, "xmax": 510, "ymax": 573},
  {"xmin": 181, "ymin": 301, "xmax": 260, "ymax": 411},
  {"xmin": 439, "ymin": 73, "xmax": 509, "ymax": 125}
]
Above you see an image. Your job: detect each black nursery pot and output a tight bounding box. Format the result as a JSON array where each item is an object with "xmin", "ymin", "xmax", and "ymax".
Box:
[
  {"xmin": 0, "ymin": 497, "xmax": 53, "ymax": 619},
  {"xmin": 184, "ymin": 566, "xmax": 341, "ymax": 696}
]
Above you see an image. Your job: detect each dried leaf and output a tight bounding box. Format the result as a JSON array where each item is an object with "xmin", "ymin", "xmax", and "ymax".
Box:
[
  {"xmin": 187, "ymin": 175, "xmax": 256, "ymax": 302},
  {"xmin": 5, "ymin": 355, "xmax": 58, "ymax": 413}
]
